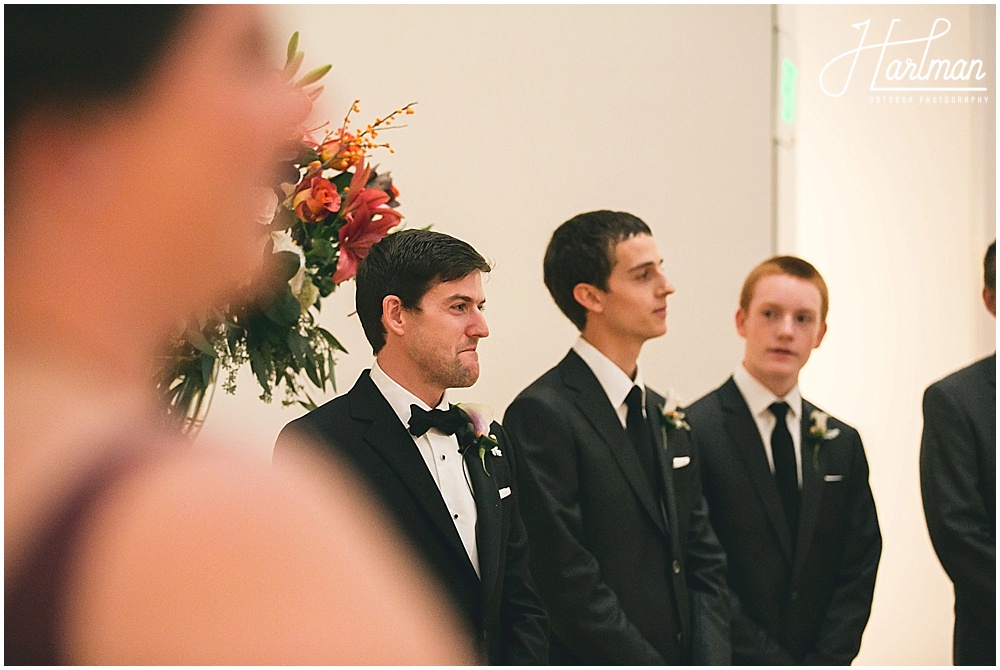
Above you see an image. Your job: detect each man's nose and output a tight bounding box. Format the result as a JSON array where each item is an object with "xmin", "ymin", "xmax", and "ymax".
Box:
[{"xmin": 469, "ymin": 308, "xmax": 489, "ymax": 338}]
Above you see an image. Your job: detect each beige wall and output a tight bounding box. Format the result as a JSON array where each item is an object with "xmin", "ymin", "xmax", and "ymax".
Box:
[
  {"xmin": 780, "ymin": 5, "xmax": 996, "ymax": 664},
  {"xmin": 200, "ymin": 5, "xmax": 995, "ymax": 665}
]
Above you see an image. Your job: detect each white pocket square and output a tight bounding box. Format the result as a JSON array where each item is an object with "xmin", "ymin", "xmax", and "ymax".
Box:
[
  {"xmin": 672, "ymin": 456, "xmax": 691, "ymax": 469},
  {"xmin": 499, "ymin": 486, "xmax": 511, "ymax": 499},
  {"xmin": 824, "ymin": 474, "xmax": 844, "ymax": 482}
]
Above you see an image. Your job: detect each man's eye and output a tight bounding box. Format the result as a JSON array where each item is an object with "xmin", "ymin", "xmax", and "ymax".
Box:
[{"xmin": 762, "ymin": 309, "xmax": 774, "ymax": 318}]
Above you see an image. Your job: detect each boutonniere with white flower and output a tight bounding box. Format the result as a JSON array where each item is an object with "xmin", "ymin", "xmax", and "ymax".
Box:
[
  {"xmin": 456, "ymin": 402, "xmax": 500, "ymax": 475},
  {"xmin": 807, "ymin": 409, "xmax": 840, "ymax": 472},
  {"xmin": 659, "ymin": 388, "xmax": 691, "ymax": 432}
]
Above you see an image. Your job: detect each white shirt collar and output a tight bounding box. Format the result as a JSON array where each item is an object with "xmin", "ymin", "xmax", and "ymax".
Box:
[
  {"xmin": 733, "ymin": 364, "xmax": 802, "ymax": 420},
  {"xmin": 369, "ymin": 359, "xmax": 450, "ymax": 429},
  {"xmin": 573, "ymin": 336, "xmax": 645, "ymax": 409}
]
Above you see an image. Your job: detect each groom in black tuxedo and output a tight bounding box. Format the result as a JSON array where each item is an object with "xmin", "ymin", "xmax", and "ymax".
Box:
[
  {"xmin": 504, "ymin": 210, "xmax": 731, "ymax": 664},
  {"xmin": 920, "ymin": 240, "xmax": 996, "ymax": 666},
  {"xmin": 274, "ymin": 229, "xmax": 547, "ymax": 664},
  {"xmin": 687, "ymin": 256, "xmax": 881, "ymax": 664}
]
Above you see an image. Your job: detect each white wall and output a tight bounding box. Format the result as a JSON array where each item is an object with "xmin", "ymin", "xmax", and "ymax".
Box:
[{"xmin": 781, "ymin": 4, "xmax": 996, "ymax": 665}]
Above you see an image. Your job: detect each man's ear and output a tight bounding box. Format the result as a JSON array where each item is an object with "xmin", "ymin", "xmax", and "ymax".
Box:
[
  {"xmin": 814, "ymin": 321, "xmax": 828, "ymax": 349},
  {"xmin": 735, "ymin": 308, "xmax": 748, "ymax": 338},
  {"xmin": 382, "ymin": 295, "xmax": 406, "ymax": 337},
  {"xmin": 572, "ymin": 283, "xmax": 605, "ymax": 315},
  {"xmin": 984, "ymin": 286, "xmax": 997, "ymax": 317}
]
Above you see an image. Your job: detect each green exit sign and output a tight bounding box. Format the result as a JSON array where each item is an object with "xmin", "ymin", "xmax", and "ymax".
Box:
[{"xmin": 781, "ymin": 58, "xmax": 798, "ymax": 124}]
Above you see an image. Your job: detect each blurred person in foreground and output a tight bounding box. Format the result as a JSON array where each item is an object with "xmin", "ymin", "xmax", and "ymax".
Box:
[
  {"xmin": 275, "ymin": 229, "xmax": 549, "ymax": 664},
  {"xmin": 920, "ymin": 240, "xmax": 996, "ymax": 666},
  {"xmin": 686, "ymin": 256, "xmax": 881, "ymax": 664},
  {"xmin": 4, "ymin": 5, "xmax": 471, "ymax": 664}
]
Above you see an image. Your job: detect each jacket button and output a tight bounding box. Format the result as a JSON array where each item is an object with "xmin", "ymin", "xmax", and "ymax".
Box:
[
  {"xmin": 676, "ymin": 632, "xmax": 684, "ymax": 643},
  {"xmin": 791, "ymin": 591, "xmax": 799, "ymax": 601},
  {"xmin": 673, "ymin": 560, "xmax": 681, "ymax": 574}
]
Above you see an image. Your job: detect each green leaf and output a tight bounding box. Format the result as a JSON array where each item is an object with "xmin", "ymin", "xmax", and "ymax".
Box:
[
  {"xmin": 199, "ymin": 353, "xmax": 216, "ymax": 386},
  {"xmin": 271, "ymin": 250, "xmax": 302, "ymax": 283},
  {"xmin": 286, "ymin": 331, "xmax": 309, "ymax": 369},
  {"xmin": 185, "ymin": 328, "xmax": 217, "ymax": 357},
  {"xmin": 330, "ymin": 171, "xmax": 353, "ymax": 191},
  {"xmin": 304, "ymin": 355, "xmax": 322, "ymax": 388},
  {"xmin": 248, "ymin": 345, "xmax": 272, "ymax": 396},
  {"xmin": 319, "ymin": 327, "xmax": 348, "ymax": 354},
  {"xmin": 306, "ymin": 238, "xmax": 335, "ymax": 265},
  {"xmin": 294, "ymin": 63, "xmax": 331, "ymax": 88},
  {"xmin": 263, "ymin": 288, "xmax": 302, "ymax": 327},
  {"xmin": 285, "ymin": 31, "xmax": 299, "ymax": 66}
]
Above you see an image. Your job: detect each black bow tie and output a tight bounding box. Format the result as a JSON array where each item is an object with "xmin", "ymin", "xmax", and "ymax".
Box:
[{"xmin": 407, "ymin": 404, "xmax": 467, "ymax": 437}]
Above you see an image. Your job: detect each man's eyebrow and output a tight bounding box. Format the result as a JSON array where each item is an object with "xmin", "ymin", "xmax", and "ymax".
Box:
[
  {"xmin": 627, "ymin": 259, "xmax": 662, "ymax": 273},
  {"xmin": 445, "ymin": 294, "xmax": 485, "ymax": 304}
]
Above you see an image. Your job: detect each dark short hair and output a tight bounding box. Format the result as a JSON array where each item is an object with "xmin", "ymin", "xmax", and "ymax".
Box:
[
  {"xmin": 5, "ymin": 5, "xmax": 194, "ymax": 137},
  {"xmin": 543, "ymin": 210, "xmax": 652, "ymax": 330},
  {"xmin": 985, "ymin": 240, "xmax": 996, "ymax": 293},
  {"xmin": 740, "ymin": 255, "xmax": 830, "ymax": 322},
  {"xmin": 356, "ymin": 229, "xmax": 491, "ymax": 354}
]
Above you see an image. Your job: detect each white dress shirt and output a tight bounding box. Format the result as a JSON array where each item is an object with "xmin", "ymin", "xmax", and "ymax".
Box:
[
  {"xmin": 369, "ymin": 360, "xmax": 480, "ymax": 575},
  {"xmin": 732, "ymin": 364, "xmax": 804, "ymax": 487},
  {"xmin": 573, "ymin": 336, "xmax": 646, "ymax": 427}
]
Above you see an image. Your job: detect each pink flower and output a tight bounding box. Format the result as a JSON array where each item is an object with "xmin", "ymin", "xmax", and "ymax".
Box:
[
  {"xmin": 332, "ymin": 165, "xmax": 402, "ymax": 283},
  {"xmin": 292, "ymin": 175, "xmax": 341, "ymax": 222},
  {"xmin": 458, "ymin": 403, "xmax": 494, "ymax": 437}
]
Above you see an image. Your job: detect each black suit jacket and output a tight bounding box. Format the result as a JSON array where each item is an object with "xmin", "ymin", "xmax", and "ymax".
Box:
[
  {"xmin": 504, "ymin": 351, "xmax": 731, "ymax": 664},
  {"xmin": 687, "ymin": 377, "xmax": 881, "ymax": 665},
  {"xmin": 274, "ymin": 371, "xmax": 548, "ymax": 665},
  {"xmin": 920, "ymin": 353, "xmax": 996, "ymax": 665}
]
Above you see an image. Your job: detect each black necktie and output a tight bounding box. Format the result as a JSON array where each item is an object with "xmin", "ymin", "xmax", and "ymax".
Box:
[
  {"xmin": 626, "ymin": 386, "xmax": 661, "ymax": 499},
  {"xmin": 769, "ymin": 401, "xmax": 800, "ymax": 546},
  {"xmin": 408, "ymin": 404, "xmax": 467, "ymax": 438}
]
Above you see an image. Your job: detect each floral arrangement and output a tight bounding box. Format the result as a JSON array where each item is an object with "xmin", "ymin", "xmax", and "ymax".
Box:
[{"xmin": 156, "ymin": 33, "xmax": 414, "ymax": 432}]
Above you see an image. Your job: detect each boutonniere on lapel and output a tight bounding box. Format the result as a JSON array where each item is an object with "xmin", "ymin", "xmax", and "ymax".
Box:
[
  {"xmin": 455, "ymin": 403, "xmax": 501, "ymax": 475},
  {"xmin": 659, "ymin": 388, "xmax": 692, "ymax": 433},
  {"xmin": 807, "ymin": 409, "xmax": 840, "ymax": 472},
  {"xmin": 658, "ymin": 388, "xmax": 691, "ymax": 450}
]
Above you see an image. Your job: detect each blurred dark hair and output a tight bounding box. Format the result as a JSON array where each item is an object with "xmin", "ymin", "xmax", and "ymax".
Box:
[
  {"xmin": 543, "ymin": 210, "xmax": 652, "ymax": 330},
  {"xmin": 985, "ymin": 240, "xmax": 996, "ymax": 293},
  {"xmin": 5, "ymin": 5, "xmax": 193, "ymax": 139},
  {"xmin": 356, "ymin": 229, "xmax": 492, "ymax": 354}
]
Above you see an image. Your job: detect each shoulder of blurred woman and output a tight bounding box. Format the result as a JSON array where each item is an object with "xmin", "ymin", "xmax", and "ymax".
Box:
[{"xmin": 60, "ymin": 438, "xmax": 475, "ymax": 665}]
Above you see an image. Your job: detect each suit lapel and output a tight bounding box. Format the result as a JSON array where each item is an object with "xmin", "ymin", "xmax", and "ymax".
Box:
[
  {"xmin": 560, "ymin": 352, "xmax": 667, "ymax": 536},
  {"xmin": 648, "ymin": 392, "xmax": 677, "ymax": 535},
  {"xmin": 794, "ymin": 399, "xmax": 823, "ymax": 576},
  {"xmin": 719, "ymin": 378, "xmax": 794, "ymax": 561},
  {"xmin": 463, "ymin": 432, "xmax": 501, "ymax": 593},
  {"xmin": 349, "ymin": 374, "xmax": 475, "ymax": 576}
]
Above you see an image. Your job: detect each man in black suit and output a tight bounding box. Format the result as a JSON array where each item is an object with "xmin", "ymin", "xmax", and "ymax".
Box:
[
  {"xmin": 920, "ymin": 240, "xmax": 996, "ymax": 666},
  {"xmin": 504, "ymin": 210, "xmax": 731, "ymax": 664},
  {"xmin": 686, "ymin": 256, "xmax": 882, "ymax": 664},
  {"xmin": 275, "ymin": 229, "xmax": 548, "ymax": 664}
]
